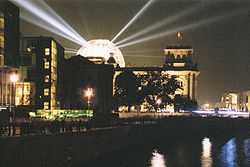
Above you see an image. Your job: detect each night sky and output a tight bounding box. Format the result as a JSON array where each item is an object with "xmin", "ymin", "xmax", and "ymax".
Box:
[{"xmin": 18, "ymin": 0, "xmax": 250, "ymax": 105}]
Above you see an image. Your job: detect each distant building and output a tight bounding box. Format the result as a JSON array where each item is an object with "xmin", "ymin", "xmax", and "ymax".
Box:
[
  {"xmin": 114, "ymin": 45, "xmax": 200, "ymax": 112},
  {"xmin": 64, "ymin": 55, "xmax": 115, "ymax": 113},
  {"xmin": 221, "ymin": 93, "xmax": 237, "ymax": 110},
  {"xmin": 237, "ymin": 90, "xmax": 250, "ymax": 112},
  {"xmin": 210, "ymin": 92, "xmax": 250, "ymax": 112},
  {"xmin": 0, "ymin": 1, "xmax": 19, "ymax": 109},
  {"xmin": 18, "ymin": 37, "xmax": 65, "ymax": 110}
]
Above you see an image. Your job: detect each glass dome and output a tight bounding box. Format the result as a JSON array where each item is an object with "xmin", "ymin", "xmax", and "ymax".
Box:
[{"xmin": 77, "ymin": 39, "xmax": 125, "ymax": 67}]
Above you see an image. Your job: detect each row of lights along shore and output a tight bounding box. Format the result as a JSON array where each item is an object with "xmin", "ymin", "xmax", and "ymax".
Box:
[{"xmin": 9, "ymin": 74, "xmax": 94, "ymax": 117}]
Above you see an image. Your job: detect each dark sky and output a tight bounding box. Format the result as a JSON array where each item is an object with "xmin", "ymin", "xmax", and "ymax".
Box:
[{"xmin": 19, "ymin": 0, "xmax": 250, "ymax": 105}]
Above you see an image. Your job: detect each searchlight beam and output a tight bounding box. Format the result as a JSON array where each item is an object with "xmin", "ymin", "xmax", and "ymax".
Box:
[
  {"xmin": 115, "ymin": 2, "xmax": 207, "ymax": 46},
  {"xmin": 11, "ymin": 0, "xmax": 87, "ymax": 46},
  {"xmin": 118, "ymin": 8, "xmax": 249, "ymax": 48},
  {"xmin": 111, "ymin": 0, "xmax": 155, "ymax": 43}
]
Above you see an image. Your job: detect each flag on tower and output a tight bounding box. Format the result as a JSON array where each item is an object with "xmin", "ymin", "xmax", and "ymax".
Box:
[{"xmin": 177, "ymin": 31, "xmax": 182, "ymax": 40}]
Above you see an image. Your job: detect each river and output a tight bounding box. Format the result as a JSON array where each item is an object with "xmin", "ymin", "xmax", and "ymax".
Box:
[{"xmin": 82, "ymin": 134, "xmax": 250, "ymax": 167}]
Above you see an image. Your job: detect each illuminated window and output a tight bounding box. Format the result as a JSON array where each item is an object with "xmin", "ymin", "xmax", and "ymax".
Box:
[
  {"xmin": 44, "ymin": 102, "xmax": 49, "ymax": 110},
  {"xmin": 45, "ymin": 75, "xmax": 49, "ymax": 82},
  {"xmin": 15, "ymin": 82, "xmax": 34, "ymax": 105},
  {"xmin": 51, "ymin": 85, "xmax": 56, "ymax": 93},
  {"xmin": 44, "ymin": 88, "xmax": 49, "ymax": 96},
  {"xmin": 50, "ymin": 40, "xmax": 57, "ymax": 110},
  {"xmin": 0, "ymin": 54, "xmax": 3, "ymax": 66},
  {"xmin": 0, "ymin": 18, "xmax": 4, "ymax": 29},
  {"xmin": 51, "ymin": 73, "xmax": 57, "ymax": 81},
  {"xmin": 0, "ymin": 36, "xmax": 4, "ymax": 48},
  {"xmin": 44, "ymin": 61, "xmax": 49, "ymax": 69},
  {"xmin": 45, "ymin": 48, "xmax": 50, "ymax": 55}
]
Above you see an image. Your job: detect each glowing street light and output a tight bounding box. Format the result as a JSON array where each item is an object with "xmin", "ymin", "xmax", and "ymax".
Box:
[
  {"xmin": 85, "ymin": 88, "xmax": 93, "ymax": 110},
  {"xmin": 156, "ymin": 98, "xmax": 162, "ymax": 111},
  {"xmin": 10, "ymin": 74, "xmax": 18, "ymax": 83},
  {"xmin": 205, "ymin": 103, "xmax": 210, "ymax": 108},
  {"xmin": 156, "ymin": 99, "xmax": 162, "ymax": 106},
  {"xmin": 10, "ymin": 74, "xmax": 19, "ymax": 122}
]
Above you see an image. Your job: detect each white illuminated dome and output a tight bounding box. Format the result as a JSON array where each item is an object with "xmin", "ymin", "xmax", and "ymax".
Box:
[{"xmin": 77, "ymin": 39, "xmax": 125, "ymax": 67}]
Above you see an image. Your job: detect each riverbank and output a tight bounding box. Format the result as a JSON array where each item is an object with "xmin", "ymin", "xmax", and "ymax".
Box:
[{"xmin": 1, "ymin": 117, "xmax": 250, "ymax": 166}]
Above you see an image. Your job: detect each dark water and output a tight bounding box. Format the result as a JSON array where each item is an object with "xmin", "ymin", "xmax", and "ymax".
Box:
[{"xmin": 82, "ymin": 134, "xmax": 250, "ymax": 167}]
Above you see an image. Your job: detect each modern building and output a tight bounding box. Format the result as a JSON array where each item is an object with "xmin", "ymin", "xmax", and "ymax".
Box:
[
  {"xmin": 64, "ymin": 55, "xmax": 115, "ymax": 113},
  {"xmin": 0, "ymin": 1, "xmax": 19, "ymax": 109},
  {"xmin": 18, "ymin": 37, "xmax": 65, "ymax": 111},
  {"xmin": 114, "ymin": 45, "xmax": 200, "ymax": 112}
]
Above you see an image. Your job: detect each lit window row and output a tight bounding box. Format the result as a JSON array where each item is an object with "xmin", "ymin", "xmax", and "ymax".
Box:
[
  {"xmin": 51, "ymin": 86, "xmax": 56, "ymax": 93},
  {"xmin": 15, "ymin": 82, "xmax": 34, "ymax": 106},
  {"xmin": 52, "ymin": 53, "xmax": 56, "ymax": 61},
  {"xmin": 0, "ymin": 17, "xmax": 4, "ymax": 29},
  {"xmin": 51, "ymin": 60, "xmax": 57, "ymax": 67},
  {"xmin": 50, "ymin": 93, "xmax": 56, "ymax": 109},
  {"xmin": 51, "ymin": 66, "xmax": 55, "ymax": 73},
  {"xmin": 0, "ymin": 36, "xmax": 4, "ymax": 48},
  {"xmin": 51, "ymin": 73, "xmax": 57, "ymax": 81},
  {"xmin": 51, "ymin": 41, "xmax": 57, "ymax": 55}
]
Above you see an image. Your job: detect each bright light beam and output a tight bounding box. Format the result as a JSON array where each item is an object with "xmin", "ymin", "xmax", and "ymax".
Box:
[
  {"xmin": 11, "ymin": 0, "xmax": 87, "ymax": 45},
  {"xmin": 124, "ymin": 55, "xmax": 162, "ymax": 58},
  {"xmin": 65, "ymin": 48, "xmax": 79, "ymax": 52},
  {"xmin": 118, "ymin": 8, "xmax": 249, "ymax": 48},
  {"xmin": 115, "ymin": 2, "xmax": 206, "ymax": 45},
  {"xmin": 20, "ymin": 13, "xmax": 83, "ymax": 45},
  {"xmin": 38, "ymin": 0, "xmax": 87, "ymax": 44},
  {"xmin": 122, "ymin": 49, "xmax": 160, "ymax": 54},
  {"xmin": 111, "ymin": 0, "xmax": 155, "ymax": 43},
  {"xmin": 65, "ymin": 50, "xmax": 78, "ymax": 54}
]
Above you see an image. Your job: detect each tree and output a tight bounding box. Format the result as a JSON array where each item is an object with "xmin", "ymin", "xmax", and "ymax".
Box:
[
  {"xmin": 174, "ymin": 95, "xmax": 198, "ymax": 112},
  {"xmin": 138, "ymin": 71, "xmax": 181, "ymax": 112},
  {"xmin": 114, "ymin": 70, "xmax": 141, "ymax": 112}
]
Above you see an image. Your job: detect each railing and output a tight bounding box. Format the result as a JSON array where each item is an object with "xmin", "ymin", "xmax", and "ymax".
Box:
[{"xmin": 1, "ymin": 115, "xmax": 250, "ymax": 137}]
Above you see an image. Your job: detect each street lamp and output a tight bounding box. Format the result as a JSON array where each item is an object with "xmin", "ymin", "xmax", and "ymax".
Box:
[
  {"xmin": 10, "ymin": 74, "xmax": 19, "ymax": 122},
  {"xmin": 85, "ymin": 88, "xmax": 93, "ymax": 110},
  {"xmin": 156, "ymin": 99, "xmax": 162, "ymax": 111},
  {"xmin": 156, "ymin": 98, "xmax": 162, "ymax": 119}
]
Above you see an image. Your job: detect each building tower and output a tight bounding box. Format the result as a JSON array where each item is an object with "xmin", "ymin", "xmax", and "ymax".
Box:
[
  {"xmin": 18, "ymin": 37, "xmax": 65, "ymax": 110},
  {"xmin": 0, "ymin": 1, "xmax": 19, "ymax": 109},
  {"xmin": 113, "ymin": 32, "xmax": 200, "ymax": 112},
  {"xmin": 163, "ymin": 32, "xmax": 199, "ymax": 100}
]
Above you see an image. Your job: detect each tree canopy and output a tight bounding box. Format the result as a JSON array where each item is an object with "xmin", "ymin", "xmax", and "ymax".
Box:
[
  {"xmin": 114, "ymin": 70, "xmax": 141, "ymax": 112},
  {"xmin": 114, "ymin": 70, "xmax": 197, "ymax": 112},
  {"xmin": 138, "ymin": 71, "xmax": 181, "ymax": 111}
]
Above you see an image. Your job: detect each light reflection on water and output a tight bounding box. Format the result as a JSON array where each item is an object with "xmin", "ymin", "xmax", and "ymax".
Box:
[
  {"xmin": 201, "ymin": 137, "xmax": 212, "ymax": 167},
  {"xmin": 150, "ymin": 149, "xmax": 167, "ymax": 167},
  {"xmin": 148, "ymin": 137, "xmax": 250, "ymax": 167},
  {"xmin": 220, "ymin": 138, "xmax": 237, "ymax": 167},
  {"xmin": 83, "ymin": 136, "xmax": 250, "ymax": 167},
  {"xmin": 243, "ymin": 139, "xmax": 250, "ymax": 166}
]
